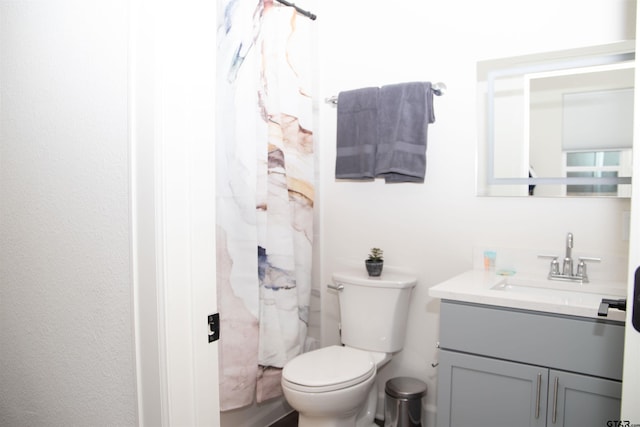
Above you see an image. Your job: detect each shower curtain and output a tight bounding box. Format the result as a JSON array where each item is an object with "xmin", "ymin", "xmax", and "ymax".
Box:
[{"xmin": 216, "ymin": 0, "xmax": 314, "ymax": 410}]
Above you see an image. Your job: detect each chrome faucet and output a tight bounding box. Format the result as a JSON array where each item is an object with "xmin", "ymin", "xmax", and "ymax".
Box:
[
  {"xmin": 562, "ymin": 233, "xmax": 574, "ymax": 276},
  {"xmin": 539, "ymin": 232, "xmax": 600, "ymax": 283}
]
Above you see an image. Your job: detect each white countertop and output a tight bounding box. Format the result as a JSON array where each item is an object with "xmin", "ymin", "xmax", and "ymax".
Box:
[{"xmin": 429, "ymin": 270, "xmax": 627, "ymax": 322}]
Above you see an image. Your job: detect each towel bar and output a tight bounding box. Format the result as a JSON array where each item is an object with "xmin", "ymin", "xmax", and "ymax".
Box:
[
  {"xmin": 325, "ymin": 82, "xmax": 446, "ymax": 106},
  {"xmin": 432, "ymin": 82, "xmax": 447, "ymax": 96}
]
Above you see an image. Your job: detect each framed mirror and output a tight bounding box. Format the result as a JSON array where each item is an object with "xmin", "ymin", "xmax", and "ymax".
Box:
[{"xmin": 477, "ymin": 41, "xmax": 635, "ymax": 197}]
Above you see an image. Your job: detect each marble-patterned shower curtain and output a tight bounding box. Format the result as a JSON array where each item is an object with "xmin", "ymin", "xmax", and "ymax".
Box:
[{"xmin": 216, "ymin": 0, "xmax": 314, "ymax": 410}]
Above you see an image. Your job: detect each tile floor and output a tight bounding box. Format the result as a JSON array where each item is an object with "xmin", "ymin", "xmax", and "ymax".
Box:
[
  {"xmin": 268, "ymin": 411, "xmax": 384, "ymax": 427},
  {"xmin": 269, "ymin": 411, "xmax": 297, "ymax": 427}
]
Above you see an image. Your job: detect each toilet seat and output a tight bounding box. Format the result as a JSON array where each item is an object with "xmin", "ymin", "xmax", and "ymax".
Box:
[{"xmin": 282, "ymin": 345, "xmax": 376, "ymax": 393}]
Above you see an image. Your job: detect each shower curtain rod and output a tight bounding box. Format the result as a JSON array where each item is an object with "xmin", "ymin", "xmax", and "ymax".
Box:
[
  {"xmin": 275, "ymin": 0, "xmax": 317, "ymax": 20},
  {"xmin": 324, "ymin": 82, "xmax": 447, "ymax": 106}
]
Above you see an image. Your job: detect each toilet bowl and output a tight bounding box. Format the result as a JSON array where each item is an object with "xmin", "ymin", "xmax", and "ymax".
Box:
[
  {"xmin": 281, "ymin": 270, "xmax": 417, "ymax": 427},
  {"xmin": 282, "ymin": 345, "xmax": 390, "ymax": 427}
]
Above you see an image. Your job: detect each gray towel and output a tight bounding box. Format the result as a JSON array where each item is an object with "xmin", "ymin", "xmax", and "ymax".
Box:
[
  {"xmin": 335, "ymin": 87, "xmax": 380, "ymax": 179},
  {"xmin": 375, "ymin": 82, "xmax": 435, "ymax": 183}
]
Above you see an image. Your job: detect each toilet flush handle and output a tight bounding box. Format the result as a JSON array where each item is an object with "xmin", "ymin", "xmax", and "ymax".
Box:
[{"xmin": 327, "ymin": 283, "xmax": 344, "ymax": 292}]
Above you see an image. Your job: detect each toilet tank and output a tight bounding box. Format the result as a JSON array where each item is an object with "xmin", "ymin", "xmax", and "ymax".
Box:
[{"xmin": 332, "ymin": 270, "xmax": 417, "ymax": 353}]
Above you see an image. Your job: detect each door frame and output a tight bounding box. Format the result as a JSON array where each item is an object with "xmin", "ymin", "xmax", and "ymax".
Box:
[
  {"xmin": 130, "ymin": 1, "xmax": 220, "ymax": 425},
  {"xmin": 620, "ymin": 3, "xmax": 640, "ymax": 421}
]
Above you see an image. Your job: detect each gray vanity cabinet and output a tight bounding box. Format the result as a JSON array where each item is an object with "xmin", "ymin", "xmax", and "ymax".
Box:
[
  {"xmin": 548, "ymin": 369, "xmax": 621, "ymax": 427},
  {"xmin": 436, "ymin": 300, "xmax": 625, "ymax": 427},
  {"xmin": 437, "ymin": 350, "xmax": 548, "ymax": 427}
]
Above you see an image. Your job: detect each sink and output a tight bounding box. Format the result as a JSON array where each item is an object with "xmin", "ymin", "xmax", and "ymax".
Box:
[
  {"xmin": 429, "ymin": 270, "xmax": 627, "ymax": 321},
  {"xmin": 491, "ymin": 276, "xmax": 624, "ymax": 308}
]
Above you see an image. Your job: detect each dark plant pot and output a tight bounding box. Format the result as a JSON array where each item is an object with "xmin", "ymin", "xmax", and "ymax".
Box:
[{"xmin": 365, "ymin": 260, "xmax": 383, "ymax": 277}]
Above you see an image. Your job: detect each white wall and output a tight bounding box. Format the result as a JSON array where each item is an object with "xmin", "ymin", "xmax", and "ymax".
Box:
[
  {"xmin": 0, "ymin": 2, "xmax": 137, "ymax": 426},
  {"xmin": 316, "ymin": 0, "xmax": 635, "ymax": 423}
]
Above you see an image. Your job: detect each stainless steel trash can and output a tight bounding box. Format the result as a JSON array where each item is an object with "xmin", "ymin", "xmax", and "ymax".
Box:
[{"xmin": 384, "ymin": 377, "xmax": 427, "ymax": 427}]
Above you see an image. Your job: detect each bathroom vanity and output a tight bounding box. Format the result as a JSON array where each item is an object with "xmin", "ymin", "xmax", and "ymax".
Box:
[{"xmin": 430, "ymin": 271, "xmax": 626, "ymax": 427}]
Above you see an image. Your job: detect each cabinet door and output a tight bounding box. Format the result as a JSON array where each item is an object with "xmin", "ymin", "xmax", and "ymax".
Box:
[
  {"xmin": 437, "ymin": 350, "xmax": 547, "ymax": 427},
  {"xmin": 547, "ymin": 370, "xmax": 621, "ymax": 427}
]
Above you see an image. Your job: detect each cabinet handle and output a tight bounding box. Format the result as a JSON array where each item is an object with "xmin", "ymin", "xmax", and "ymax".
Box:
[
  {"xmin": 552, "ymin": 376, "xmax": 559, "ymax": 424},
  {"xmin": 535, "ymin": 373, "xmax": 542, "ymax": 419}
]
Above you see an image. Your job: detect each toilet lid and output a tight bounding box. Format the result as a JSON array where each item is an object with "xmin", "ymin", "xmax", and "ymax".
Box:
[{"xmin": 282, "ymin": 345, "xmax": 375, "ymax": 392}]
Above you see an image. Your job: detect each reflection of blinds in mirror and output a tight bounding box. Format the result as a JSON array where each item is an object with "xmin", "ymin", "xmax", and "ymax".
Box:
[{"xmin": 562, "ymin": 88, "xmax": 634, "ymax": 150}]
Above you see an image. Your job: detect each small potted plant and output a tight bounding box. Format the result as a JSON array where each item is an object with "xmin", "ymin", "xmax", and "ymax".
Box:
[{"xmin": 365, "ymin": 247, "xmax": 384, "ymax": 277}]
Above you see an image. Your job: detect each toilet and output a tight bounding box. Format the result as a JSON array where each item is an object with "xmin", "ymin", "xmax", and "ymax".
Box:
[{"xmin": 281, "ymin": 270, "xmax": 417, "ymax": 427}]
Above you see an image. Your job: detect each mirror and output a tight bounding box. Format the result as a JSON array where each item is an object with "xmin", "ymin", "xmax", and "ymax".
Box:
[{"xmin": 477, "ymin": 41, "xmax": 635, "ymax": 197}]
